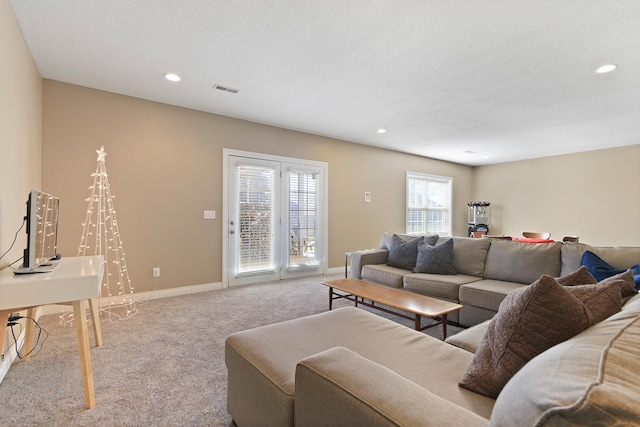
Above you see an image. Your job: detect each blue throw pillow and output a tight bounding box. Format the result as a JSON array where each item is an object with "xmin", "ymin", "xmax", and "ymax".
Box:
[{"xmin": 580, "ymin": 251, "xmax": 640, "ymax": 290}]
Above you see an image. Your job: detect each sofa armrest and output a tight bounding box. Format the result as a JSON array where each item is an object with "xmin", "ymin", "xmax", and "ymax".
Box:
[
  {"xmin": 445, "ymin": 320, "xmax": 490, "ymax": 353},
  {"xmin": 295, "ymin": 347, "xmax": 489, "ymax": 427},
  {"xmin": 349, "ymin": 249, "xmax": 388, "ymax": 279}
]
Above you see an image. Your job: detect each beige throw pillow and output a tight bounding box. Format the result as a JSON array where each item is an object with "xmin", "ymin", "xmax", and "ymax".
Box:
[{"xmin": 459, "ymin": 275, "xmax": 594, "ymax": 398}]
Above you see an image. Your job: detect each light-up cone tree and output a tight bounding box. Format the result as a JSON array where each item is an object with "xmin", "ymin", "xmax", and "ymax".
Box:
[{"xmin": 77, "ymin": 146, "xmax": 137, "ymax": 321}]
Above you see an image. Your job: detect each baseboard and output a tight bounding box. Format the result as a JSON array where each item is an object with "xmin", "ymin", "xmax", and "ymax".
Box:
[
  {"xmin": 0, "ymin": 335, "xmax": 24, "ymax": 383},
  {"xmin": 37, "ymin": 281, "xmax": 224, "ymax": 316},
  {"xmin": 327, "ymin": 266, "xmax": 344, "ymax": 276},
  {"xmin": 0, "ymin": 314, "xmax": 32, "ymax": 384},
  {"xmin": 0, "ymin": 282, "xmax": 223, "ymax": 384},
  {"xmin": 1, "ymin": 272, "xmax": 339, "ymax": 383}
]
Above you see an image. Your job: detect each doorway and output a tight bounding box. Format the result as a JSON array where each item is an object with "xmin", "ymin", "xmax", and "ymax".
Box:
[{"xmin": 223, "ymin": 149, "xmax": 327, "ymax": 287}]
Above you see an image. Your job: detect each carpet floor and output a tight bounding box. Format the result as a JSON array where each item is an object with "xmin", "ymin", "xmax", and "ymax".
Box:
[{"xmin": 0, "ymin": 273, "xmax": 462, "ymax": 426}]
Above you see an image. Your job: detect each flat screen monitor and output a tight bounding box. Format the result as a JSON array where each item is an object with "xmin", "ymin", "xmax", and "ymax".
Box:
[{"xmin": 15, "ymin": 190, "xmax": 60, "ymax": 274}]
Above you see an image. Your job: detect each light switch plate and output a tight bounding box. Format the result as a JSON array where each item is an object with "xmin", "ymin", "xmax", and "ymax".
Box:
[{"xmin": 364, "ymin": 192, "xmax": 372, "ymax": 203}]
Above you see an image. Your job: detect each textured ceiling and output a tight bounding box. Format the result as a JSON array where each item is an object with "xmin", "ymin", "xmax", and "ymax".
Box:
[{"xmin": 9, "ymin": 0, "xmax": 640, "ymax": 165}]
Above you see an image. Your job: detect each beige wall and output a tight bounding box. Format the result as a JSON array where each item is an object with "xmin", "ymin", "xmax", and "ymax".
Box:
[
  {"xmin": 473, "ymin": 145, "xmax": 640, "ymax": 246},
  {"xmin": 42, "ymin": 80, "xmax": 473, "ymax": 293},
  {"xmin": 0, "ymin": 0, "xmax": 42, "ymax": 360},
  {"xmin": 38, "ymin": 77, "xmax": 640, "ymax": 294},
  {"xmin": 0, "ymin": 0, "xmax": 42, "ymax": 268}
]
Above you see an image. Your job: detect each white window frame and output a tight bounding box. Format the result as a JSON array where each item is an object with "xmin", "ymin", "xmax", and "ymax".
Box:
[{"xmin": 406, "ymin": 171, "xmax": 453, "ymax": 236}]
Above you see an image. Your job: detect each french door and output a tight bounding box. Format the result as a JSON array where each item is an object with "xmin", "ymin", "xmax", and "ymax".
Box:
[{"xmin": 224, "ymin": 150, "xmax": 327, "ymax": 287}]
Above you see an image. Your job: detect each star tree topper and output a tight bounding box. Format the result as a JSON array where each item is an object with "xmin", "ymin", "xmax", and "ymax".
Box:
[{"xmin": 97, "ymin": 146, "xmax": 108, "ymax": 161}]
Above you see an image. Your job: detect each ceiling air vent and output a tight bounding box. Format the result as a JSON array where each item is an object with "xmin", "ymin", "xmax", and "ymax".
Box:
[{"xmin": 213, "ymin": 84, "xmax": 239, "ymax": 94}]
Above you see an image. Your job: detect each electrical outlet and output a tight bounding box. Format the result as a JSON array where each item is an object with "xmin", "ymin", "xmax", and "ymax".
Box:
[
  {"xmin": 203, "ymin": 210, "xmax": 216, "ymax": 219},
  {"xmin": 152, "ymin": 267, "xmax": 160, "ymax": 278}
]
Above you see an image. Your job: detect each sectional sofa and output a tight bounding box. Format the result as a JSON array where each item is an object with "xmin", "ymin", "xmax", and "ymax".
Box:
[
  {"xmin": 350, "ymin": 233, "xmax": 640, "ymax": 326},
  {"xmin": 226, "ymin": 269, "xmax": 640, "ymax": 426}
]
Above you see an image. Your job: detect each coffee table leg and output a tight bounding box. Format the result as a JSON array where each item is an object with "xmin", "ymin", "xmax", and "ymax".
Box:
[
  {"xmin": 329, "ymin": 287, "xmax": 333, "ymax": 310},
  {"xmin": 415, "ymin": 315, "xmax": 421, "ymax": 330},
  {"xmin": 442, "ymin": 314, "xmax": 448, "ymax": 339}
]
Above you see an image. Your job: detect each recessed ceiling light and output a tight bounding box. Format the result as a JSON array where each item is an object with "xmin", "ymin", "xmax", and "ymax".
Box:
[
  {"xmin": 595, "ymin": 64, "xmax": 617, "ymax": 74},
  {"xmin": 164, "ymin": 73, "xmax": 181, "ymax": 82},
  {"xmin": 377, "ymin": 129, "xmax": 386, "ymax": 134}
]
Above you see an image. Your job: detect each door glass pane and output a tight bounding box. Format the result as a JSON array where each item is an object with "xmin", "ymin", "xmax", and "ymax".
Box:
[
  {"xmin": 237, "ymin": 164, "xmax": 276, "ymax": 275},
  {"xmin": 288, "ymin": 170, "xmax": 318, "ymax": 268}
]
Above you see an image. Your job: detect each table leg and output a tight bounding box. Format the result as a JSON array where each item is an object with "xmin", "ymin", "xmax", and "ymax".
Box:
[
  {"xmin": 329, "ymin": 287, "xmax": 333, "ymax": 310},
  {"xmin": 415, "ymin": 315, "xmax": 421, "ymax": 331},
  {"xmin": 22, "ymin": 307, "xmax": 37, "ymax": 361},
  {"xmin": 88, "ymin": 298, "xmax": 103, "ymax": 347},
  {"xmin": 73, "ymin": 300, "xmax": 96, "ymax": 409},
  {"xmin": 345, "ymin": 254, "xmax": 348, "ymax": 278},
  {"xmin": 0, "ymin": 311, "xmax": 8, "ymax": 359},
  {"xmin": 442, "ymin": 314, "xmax": 448, "ymax": 339}
]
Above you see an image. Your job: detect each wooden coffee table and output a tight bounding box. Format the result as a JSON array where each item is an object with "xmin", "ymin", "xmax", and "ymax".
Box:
[{"xmin": 321, "ymin": 278, "xmax": 463, "ymax": 339}]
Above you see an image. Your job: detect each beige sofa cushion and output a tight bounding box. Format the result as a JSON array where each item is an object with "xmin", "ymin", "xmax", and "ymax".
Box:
[
  {"xmin": 361, "ymin": 264, "xmax": 407, "ymax": 288},
  {"xmin": 296, "ymin": 347, "xmax": 490, "ymax": 427},
  {"xmin": 226, "ymin": 307, "xmax": 495, "ymax": 426},
  {"xmin": 458, "ymin": 279, "xmax": 524, "ymax": 312},
  {"xmin": 459, "ymin": 276, "xmax": 594, "ymax": 398},
  {"xmin": 561, "ymin": 242, "xmax": 640, "ymax": 276},
  {"xmin": 445, "ymin": 320, "xmax": 490, "ymax": 353},
  {"xmin": 490, "ymin": 296, "xmax": 640, "ymax": 426},
  {"xmin": 484, "ymin": 240, "xmax": 562, "ymax": 284},
  {"xmin": 404, "ymin": 273, "xmax": 482, "ymax": 301},
  {"xmin": 451, "ymin": 237, "xmax": 491, "ymax": 277}
]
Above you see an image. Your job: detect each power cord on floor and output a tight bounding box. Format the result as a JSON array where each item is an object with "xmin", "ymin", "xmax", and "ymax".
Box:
[{"xmin": 5, "ymin": 314, "xmax": 49, "ymax": 360}]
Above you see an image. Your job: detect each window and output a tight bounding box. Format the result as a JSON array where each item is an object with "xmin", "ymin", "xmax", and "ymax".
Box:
[
  {"xmin": 287, "ymin": 168, "xmax": 319, "ymax": 269},
  {"xmin": 236, "ymin": 163, "xmax": 277, "ymax": 275},
  {"xmin": 406, "ymin": 172, "xmax": 453, "ymax": 236}
]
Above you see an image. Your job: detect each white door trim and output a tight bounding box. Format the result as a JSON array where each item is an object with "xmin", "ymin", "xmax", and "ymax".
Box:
[{"xmin": 222, "ymin": 148, "xmax": 328, "ymax": 288}]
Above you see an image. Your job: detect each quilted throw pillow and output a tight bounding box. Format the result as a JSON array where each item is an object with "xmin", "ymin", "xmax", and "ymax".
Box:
[
  {"xmin": 459, "ymin": 275, "xmax": 594, "ymax": 398},
  {"xmin": 598, "ymin": 270, "xmax": 638, "ymax": 305},
  {"xmin": 413, "ymin": 237, "xmax": 456, "ymax": 274},
  {"xmin": 559, "ymin": 266, "xmax": 637, "ymax": 306},
  {"xmin": 555, "ymin": 266, "xmax": 597, "ymax": 286},
  {"xmin": 564, "ymin": 282, "xmax": 622, "ymax": 323}
]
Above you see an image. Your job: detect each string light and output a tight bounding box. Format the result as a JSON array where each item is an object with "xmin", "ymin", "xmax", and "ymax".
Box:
[{"xmin": 67, "ymin": 145, "xmax": 138, "ymax": 324}]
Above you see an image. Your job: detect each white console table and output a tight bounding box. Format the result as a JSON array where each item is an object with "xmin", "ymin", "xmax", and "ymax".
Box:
[{"xmin": 0, "ymin": 256, "xmax": 104, "ymax": 408}]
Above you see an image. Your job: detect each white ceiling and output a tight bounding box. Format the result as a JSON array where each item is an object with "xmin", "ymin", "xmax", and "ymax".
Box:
[{"xmin": 10, "ymin": 0, "xmax": 640, "ymax": 166}]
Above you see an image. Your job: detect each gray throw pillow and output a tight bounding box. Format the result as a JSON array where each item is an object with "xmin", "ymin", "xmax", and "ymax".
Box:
[
  {"xmin": 413, "ymin": 237, "xmax": 456, "ymax": 274},
  {"xmin": 387, "ymin": 234, "xmax": 421, "ymax": 270}
]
